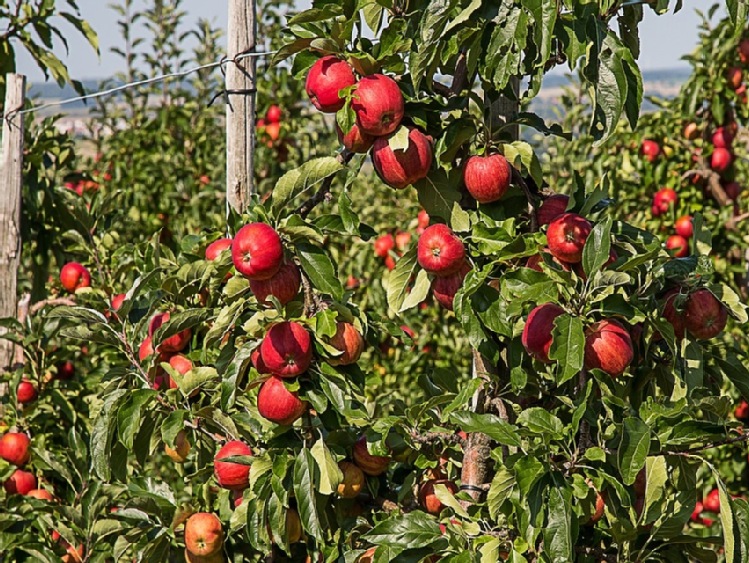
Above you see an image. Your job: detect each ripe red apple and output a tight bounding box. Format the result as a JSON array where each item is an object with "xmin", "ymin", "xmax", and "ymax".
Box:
[
  {"xmin": 351, "ymin": 74, "xmax": 405, "ymax": 136},
  {"xmin": 432, "ymin": 261, "xmax": 471, "ymax": 311},
  {"xmin": 352, "ymin": 436, "xmax": 391, "ymax": 476},
  {"xmin": 395, "ymin": 231, "xmax": 411, "ymax": 251},
  {"xmin": 205, "ymin": 238, "xmax": 233, "ymax": 261},
  {"xmin": 384, "ymin": 255, "xmax": 396, "ymax": 271},
  {"xmin": 214, "ymin": 440, "xmax": 253, "ymax": 490},
  {"xmin": 666, "ymin": 234, "xmax": 689, "ymax": 258},
  {"xmin": 336, "ymin": 123, "xmax": 375, "ymax": 154},
  {"xmin": 374, "ymin": 234, "xmax": 395, "ymax": 258},
  {"xmin": 251, "ymin": 347, "xmax": 269, "ymax": 374},
  {"xmin": 169, "ymin": 354, "xmax": 192, "ymax": 376},
  {"xmin": 185, "ymin": 512, "xmax": 224, "ymax": 557},
  {"xmin": 726, "ymin": 66, "xmax": 743, "ymax": 90},
  {"xmin": 640, "ymin": 139, "xmax": 661, "ymax": 162},
  {"xmin": 462, "ymin": 153, "xmax": 512, "ymax": 204},
  {"xmin": 418, "ymin": 479, "xmax": 458, "ymax": 515},
  {"xmin": 739, "ymin": 38, "xmax": 749, "ymax": 63},
  {"xmin": 703, "ymin": 488, "xmax": 720, "ymax": 513},
  {"xmin": 683, "ymin": 122, "xmax": 699, "ymax": 140},
  {"xmin": 3, "ymin": 469, "xmax": 37, "ymax": 495},
  {"xmin": 522, "ymin": 302, "xmax": 565, "ymax": 363},
  {"xmin": 149, "ymin": 311, "xmax": 191, "ymax": 353},
  {"xmin": 305, "ymin": 56, "xmax": 357, "ymax": 113},
  {"xmin": 328, "ymin": 322, "xmax": 365, "ymax": 366},
  {"xmin": 27, "ymin": 488, "xmax": 54, "ymax": 501},
  {"xmin": 56, "ymin": 360, "xmax": 75, "ymax": 380},
  {"xmin": 651, "ymin": 188, "xmax": 678, "ymax": 217},
  {"xmin": 265, "ymin": 122, "xmax": 280, "ymax": 142},
  {"xmin": 250, "ymin": 262, "xmax": 301, "ymax": 305},
  {"xmin": 337, "ymin": 461, "xmax": 365, "ymax": 498},
  {"xmin": 712, "ymin": 127, "xmax": 734, "ymax": 149},
  {"xmin": 417, "ymin": 209, "xmax": 430, "ymax": 232},
  {"xmin": 662, "ymin": 289, "xmax": 686, "ymax": 340},
  {"xmin": 265, "ymin": 104, "xmax": 282, "ymax": 124},
  {"xmin": 0, "ymin": 432, "xmax": 31, "ymax": 465},
  {"xmin": 260, "ymin": 321, "xmax": 313, "ymax": 377},
  {"xmin": 735, "ymin": 400, "xmax": 749, "ymax": 421},
  {"xmin": 684, "ymin": 289, "xmax": 727, "ymax": 340},
  {"xmin": 711, "ymin": 147, "xmax": 733, "ymax": 173},
  {"xmin": 138, "ymin": 337, "xmax": 156, "ymax": 362},
  {"xmin": 546, "ymin": 213, "xmax": 592, "ymax": 264},
  {"xmin": 358, "ymin": 547, "xmax": 377, "ymax": 563},
  {"xmin": 257, "ymin": 375, "xmax": 308, "ymax": 425},
  {"xmin": 372, "ymin": 126, "xmax": 433, "ymax": 189},
  {"xmin": 109, "ymin": 293, "xmax": 126, "ymax": 318},
  {"xmin": 724, "ymin": 181, "xmax": 742, "ymax": 200},
  {"xmin": 537, "ymin": 194, "xmax": 570, "ymax": 226},
  {"xmin": 674, "ymin": 215, "xmax": 693, "ymax": 238},
  {"xmin": 59, "ymin": 262, "xmax": 91, "ymax": 293},
  {"xmin": 417, "ymin": 224, "xmax": 466, "ymax": 277},
  {"xmin": 16, "ymin": 380, "xmax": 37, "ymax": 404},
  {"xmin": 691, "ymin": 501, "xmax": 704, "ymax": 522},
  {"xmin": 583, "ymin": 319, "xmax": 634, "ymax": 378},
  {"xmin": 231, "ymin": 223, "xmax": 284, "ymax": 281}
]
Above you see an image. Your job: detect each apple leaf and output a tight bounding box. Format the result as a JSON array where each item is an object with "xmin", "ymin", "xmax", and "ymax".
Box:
[
  {"xmin": 517, "ymin": 407, "xmax": 564, "ymax": 440},
  {"xmin": 582, "ymin": 216, "xmax": 612, "ymax": 279},
  {"xmin": 548, "ymin": 314, "xmax": 585, "ymax": 386},
  {"xmin": 398, "ymin": 269, "xmax": 431, "ymax": 313},
  {"xmin": 449, "ymin": 411, "xmax": 522, "ymax": 447},
  {"xmin": 364, "ymin": 511, "xmax": 442, "ymax": 548},
  {"xmin": 310, "ymin": 440, "xmax": 342, "ymax": 496},
  {"xmin": 487, "ymin": 466, "xmax": 515, "ymax": 520},
  {"xmin": 295, "ymin": 242, "xmax": 343, "ymax": 300},
  {"xmin": 642, "ymin": 456, "xmax": 668, "ymax": 522},
  {"xmin": 271, "ymin": 157, "xmax": 345, "ymax": 217},
  {"xmin": 617, "ymin": 417, "xmax": 650, "ymax": 486},
  {"xmin": 293, "ymin": 448, "xmax": 324, "ymax": 541},
  {"xmin": 543, "ymin": 476, "xmax": 574, "ymax": 563},
  {"xmin": 385, "ymin": 246, "xmax": 419, "ymax": 313}
]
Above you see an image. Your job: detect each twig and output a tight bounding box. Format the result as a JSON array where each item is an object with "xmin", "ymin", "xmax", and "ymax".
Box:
[
  {"xmin": 14, "ymin": 294, "xmax": 30, "ymax": 368},
  {"xmin": 294, "ymin": 151, "xmax": 354, "ymax": 218},
  {"xmin": 409, "ymin": 430, "xmax": 466, "ymax": 448},
  {"xmin": 660, "ymin": 428, "xmax": 749, "ymax": 456},
  {"xmin": 29, "ymin": 297, "xmax": 76, "ymax": 315},
  {"xmin": 681, "ymin": 166, "xmax": 729, "ymax": 206}
]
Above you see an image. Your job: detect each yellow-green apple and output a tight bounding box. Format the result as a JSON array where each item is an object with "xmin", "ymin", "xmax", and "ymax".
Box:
[
  {"xmin": 214, "ymin": 440, "xmax": 252, "ymax": 490},
  {"xmin": 327, "ymin": 322, "xmax": 365, "ymax": 366},
  {"xmin": 417, "ymin": 224, "xmax": 466, "ymax": 276},
  {"xmin": 418, "ymin": 479, "xmax": 458, "ymax": 515},
  {"xmin": 0, "ymin": 432, "xmax": 30, "ymax": 465},
  {"xmin": 666, "ymin": 234, "xmax": 689, "ymax": 258},
  {"xmin": 250, "ymin": 262, "xmax": 301, "ymax": 305},
  {"xmin": 337, "ymin": 461, "xmax": 365, "ymax": 499},
  {"xmin": 432, "ymin": 261, "xmax": 471, "ymax": 311},
  {"xmin": 59, "ymin": 262, "xmax": 91, "ymax": 293},
  {"xmin": 521, "ymin": 302, "xmax": 565, "ymax": 363},
  {"xmin": 352, "ymin": 74, "xmax": 404, "ymax": 136},
  {"xmin": 185, "ymin": 512, "xmax": 224, "ymax": 557},
  {"xmin": 3, "ymin": 468, "xmax": 37, "ymax": 494},
  {"xmin": 546, "ymin": 213, "xmax": 592, "ymax": 263},
  {"xmin": 305, "ymin": 56, "xmax": 356, "ymax": 113},
  {"xmin": 260, "ymin": 321, "xmax": 312, "ymax": 377},
  {"xmin": 352, "ymin": 436, "xmax": 391, "ymax": 476},
  {"xmin": 583, "ymin": 319, "xmax": 633, "ymax": 377},
  {"xmin": 684, "ymin": 289, "xmax": 727, "ymax": 340},
  {"xmin": 231, "ymin": 223, "xmax": 284, "ymax": 281},
  {"xmin": 462, "ymin": 153, "xmax": 512, "ymax": 204},
  {"xmin": 286, "ymin": 508, "xmax": 302, "ymax": 544},
  {"xmin": 257, "ymin": 376, "xmax": 308, "ymax": 425},
  {"xmin": 372, "ymin": 126, "xmax": 433, "ymax": 189}
]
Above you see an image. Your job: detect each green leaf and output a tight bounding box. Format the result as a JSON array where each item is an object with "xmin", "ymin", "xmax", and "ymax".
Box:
[
  {"xmin": 414, "ymin": 169, "xmax": 470, "ymax": 231},
  {"xmin": 582, "ymin": 217, "xmax": 612, "ymax": 278},
  {"xmin": 310, "ymin": 440, "xmax": 342, "ymax": 496},
  {"xmin": 295, "ymin": 242, "xmax": 343, "ymax": 300},
  {"xmin": 642, "ymin": 456, "xmax": 668, "ymax": 522},
  {"xmin": 398, "ymin": 269, "xmax": 431, "ymax": 313},
  {"xmin": 386, "ymin": 246, "xmax": 419, "ymax": 313},
  {"xmin": 90, "ymin": 390, "xmax": 128, "ymax": 481},
  {"xmin": 617, "ymin": 417, "xmax": 650, "ymax": 486},
  {"xmin": 487, "ymin": 466, "xmax": 515, "ymax": 520},
  {"xmin": 517, "ymin": 407, "xmax": 564, "ymax": 439},
  {"xmin": 450, "ymin": 411, "xmax": 522, "ymax": 447},
  {"xmin": 152, "ymin": 308, "xmax": 211, "ymax": 349},
  {"xmin": 271, "ymin": 157, "xmax": 344, "ymax": 216},
  {"xmin": 365, "ymin": 511, "xmax": 442, "ymax": 548},
  {"xmin": 543, "ymin": 476, "xmax": 574, "ymax": 562},
  {"xmin": 293, "ymin": 448, "xmax": 323, "ymax": 541},
  {"xmin": 548, "ymin": 315, "xmax": 585, "ymax": 386}
]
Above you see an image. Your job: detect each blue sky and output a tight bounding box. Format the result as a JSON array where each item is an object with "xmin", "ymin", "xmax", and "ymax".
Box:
[{"xmin": 15, "ymin": 1, "xmax": 715, "ymax": 83}]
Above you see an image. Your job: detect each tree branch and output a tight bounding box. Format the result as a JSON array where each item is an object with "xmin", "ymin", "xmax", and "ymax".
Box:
[{"xmin": 294, "ymin": 150, "xmax": 354, "ymax": 218}]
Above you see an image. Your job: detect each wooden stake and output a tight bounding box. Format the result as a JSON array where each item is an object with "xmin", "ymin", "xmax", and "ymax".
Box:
[{"xmin": 226, "ymin": 0, "xmax": 258, "ymax": 214}]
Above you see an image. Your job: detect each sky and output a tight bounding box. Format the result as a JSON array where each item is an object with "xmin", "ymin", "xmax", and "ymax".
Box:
[{"xmin": 14, "ymin": 0, "xmax": 716, "ymax": 84}]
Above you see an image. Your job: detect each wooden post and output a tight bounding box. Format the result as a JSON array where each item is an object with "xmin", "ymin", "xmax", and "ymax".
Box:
[
  {"xmin": 226, "ymin": 0, "xmax": 257, "ymax": 213},
  {"xmin": 0, "ymin": 74, "xmax": 26, "ymax": 415}
]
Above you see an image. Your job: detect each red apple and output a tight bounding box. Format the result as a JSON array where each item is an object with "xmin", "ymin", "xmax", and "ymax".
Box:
[
  {"xmin": 352, "ymin": 436, "xmax": 391, "ymax": 476},
  {"xmin": 395, "ymin": 231, "xmax": 411, "ymax": 251},
  {"xmin": 328, "ymin": 322, "xmax": 365, "ymax": 366},
  {"xmin": 583, "ymin": 319, "xmax": 633, "ymax": 378},
  {"xmin": 59, "ymin": 262, "xmax": 91, "ymax": 293},
  {"xmin": 674, "ymin": 216, "xmax": 693, "ymax": 238},
  {"xmin": 462, "ymin": 153, "xmax": 512, "ymax": 204},
  {"xmin": 257, "ymin": 375, "xmax": 308, "ymax": 425},
  {"xmin": 417, "ymin": 209, "xmax": 430, "ymax": 231},
  {"xmin": 586, "ymin": 480, "xmax": 606, "ymax": 524},
  {"xmin": 56, "ymin": 360, "xmax": 75, "ymax": 380},
  {"xmin": 417, "ymin": 224, "xmax": 466, "ymax": 277},
  {"xmin": 521, "ymin": 302, "xmax": 565, "ymax": 363},
  {"xmin": 726, "ymin": 66, "xmax": 743, "ymax": 90},
  {"xmin": 3, "ymin": 468, "xmax": 37, "ymax": 495},
  {"xmin": 0, "ymin": 432, "xmax": 30, "ymax": 465},
  {"xmin": 232, "ymin": 223, "xmax": 284, "ymax": 281},
  {"xmin": 352, "ymin": 74, "xmax": 405, "ymax": 136},
  {"xmin": 251, "ymin": 347, "xmax": 269, "ymax": 374},
  {"xmin": 432, "ymin": 262, "xmax": 471, "ymax": 311},
  {"xmin": 703, "ymin": 488, "xmax": 720, "ymax": 513},
  {"xmin": 384, "ymin": 255, "xmax": 396, "ymax": 271},
  {"xmin": 537, "ymin": 194, "xmax": 570, "ymax": 226},
  {"xmin": 205, "ymin": 238, "xmax": 233, "ymax": 261},
  {"xmin": 26, "ymin": 488, "xmax": 54, "ymax": 501},
  {"xmin": 684, "ymin": 289, "xmax": 727, "ymax": 340},
  {"xmin": 372, "ymin": 126, "xmax": 433, "ymax": 189},
  {"xmin": 683, "ymin": 122, "xmax": 699, "ymax": 140},
  {"xmin": 640, "ymin": 139, "xmax": 661, "ymax": 162},
  {"xmin": 185, "ymin": 512, "xmax": 224, "ymax": 557},
  {"xmin": 651, "ymin": 188, "xmax": 678, "ymax": 217},
  {"xmin": 546, "ymin": 213, "xmax": 592, "ymax": 264},
  {"xmin": 305, "ymin": 56, "xmax": 357, "ymax": 113},
  {"xmin": 336, "ymin": 123, "xmax": 375, "ymax": 154},
  {"xmin": 169, "ymin": 354, "xmax": 192, "ymax": 375},
  {"xmin": 16, "ymin": 380, "xmax": 37, "ymax": 404},
  {"xmin": 662, "ymin": 289, "xmax": 687, "ymax": 340},
  {"xmin": 374, "ymin": 234, "xmax": 395, "ymax": 258},
  {"xmin": 418, "ymin": 479, "xmax": 458, "ymax": 515},
  {"xmin": 666, "ymin": 234, "xmax": 689, "ymax": 258},
  {"xmin": 265, "ymin": 122, "xmax": 280, "ymax": 142},
  {"xmin": 138, "ymin": 337, "xmax": 156, "ymax": 362},
  {"xmin": 711, "ymin": 147, "xmax": 733, "ymax": 173},
  {"xmin": 691, "ymin": 501, "xmax": 704, "ymax": 522},
  {"xmin": 149, "ymin": 311, "xmax": 191, "ymax": 353},
  {"xmin": 110, "ymin": 293, "xmax": 126, "ymax": 316},
  {"xmin": 724, "ymin": 181, "xmax": 742, "ymax": 200},
  {"xmin": 712, "ymin": 127, "xmax": 734, "ymax": 148},
  {"xmin": 250, "ymin": 262, "xmax": 301, "ymax": 305},
  {"xmin": 735, "ymin": 400, "xmax": 749, "ymax": 421},
  {"xmin": 739, "ymin": 38, "xmax": 749, "ymax": 63},
  {"xmin": 214, "ymin": 440, "xmax": 252, "ymax": 490},
  {"xmin": 265, "ymin": 104, "xmax": 282, "ymax": 124},
  {"xmin": 260, "ymin": 321, "xmax": 313, "ymax": 377}
]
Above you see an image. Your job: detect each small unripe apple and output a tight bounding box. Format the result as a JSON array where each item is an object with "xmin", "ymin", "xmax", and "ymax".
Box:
[
  {"xmin": 260, "ymin": 321, "xmax": 313, "ymax": 377},
  {"xmin": 684, "ymin": 289, "xmax": 727, "ymax": 340},
  {"xmin": 257, "ymin": 375, "xmax": 308, "ymax": 425},
  {"xmin": 305, "ymin": 56, "xmax": 357, "ymax": 113},
  {"xmin": 214, "ymin": 440, "xmax": 252, "ymax": 490},
  {"xmin": 711, "ymin": 147, "xmax": 733, "ymax": 173},
  {"xmin": 327, "ymin": 322, "xmax": 365, "ymax": 366},
  {"xmin": 537, "ymin": 194, "xmax": 570, "ymax": 226},
  {"xmin": 265, "ymin": 104, "xmax": 282, "ymax": 124},
  {"xmin": 3, "ymin": 468, "xmax": 37, "ymax": 494},
  {"xmin": 16, "ymin": 380, "xmax": 38, "ymax": 404},
  {"xmin": 374, "ymin": 234, "xmax": 395, "ymax": 258},
  {"xmin": 674, "ymin": 215, "xmax": 693, "ymax": 238},
  {"xmin": 165, "ymin": 429, "xmax": 191, "ymax": 463},
  {"xmin": 337, "ymin": 461, "xmax": 365, "ymax": 498},
  {"xmin": 351, "ymin": 74, "xmax": 404, "ymax": 136},
  {"xmin": 432, "ymin": 261, "xmax": 471, "ymax": 311},
  {"xmin": 26, "ymin": 488, "xmax": 54, "ymax": 501},
  {"xmin": 521, "ymin": 302, "xmax": 565, "ymax": 363},
  {"xmin": 185, "ymin": 512, "xmax": 224, "ymax": 557},
  {"xmin": 652, "ymin": 188, "xmax": 678, "ymax": 216},
  {"xmin": 462, "ymin": 153, "xmax": 512, "ymax": 204},
  {"xmin": 250, "ymin": 262, "xmax": 301, "ymax": 306},
  {"xmin": 640, "ymin": 139, "xmax": 661, "ymax": 162},
  {"xmin": 352, "ymin": 436, "xmax": 391, "ymax": 476},
  {"xmin": 666, "ymin": 234, "xmax": 689, "ymax": 258},
  {"xmin": 583, "ymin": 319, "xmax": 633, "ymax": 378},
  {"xmin": 0, "ymin": 432, "xmax": 31, "ymax": 465},
  {"xmin": 336, "ymin": 123, "xmax": 375, "ymax": 154},
  {"xmin": 546, "ymin": 213, "xmax": 592, "ymax": 264},
  {"xmin": 59, "ymin": 262, "xmax": 91, "ymax": 293},
  {"xmin": 205, "ymin": 238, "xmax": 233, "ymax": 261},
  {"xmin": 232, "ymin": 223, "xmax": 284, "ymax": 281},
  {"xmin": 418, "ymin": 479, "xmax": 458, "ymax": 515},
  {"xmin": 417, "ymin": 224, "xmax": 466, "ymax": 277},
  {"xmin": 372, "ymin": 126, "xmax": 433, "ymax": 189}
]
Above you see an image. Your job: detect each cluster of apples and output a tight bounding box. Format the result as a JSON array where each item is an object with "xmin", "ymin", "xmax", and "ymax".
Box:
[
  {"xmin": 305, "ymin": 55, "xmax": 433, "ymax": 189},
  {"xmin": 372, "ymin": 209, "xmax": 429, "ymax": 271},
  {"xmin": 138, "ymin": 310, "xmax": 194, "ymax": 391},
  {"xmin": 650, "ymin": 187, "xmax": 695, "ymax": 258},
  {"xmin": 662, "ymin": 287, "xmax": 727, "ymax": 340}
]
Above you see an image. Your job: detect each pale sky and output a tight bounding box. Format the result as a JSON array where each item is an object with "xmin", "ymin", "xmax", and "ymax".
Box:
[{"xmin": 15, "ymin": 1, "xmax": 715, "ymax": 83}]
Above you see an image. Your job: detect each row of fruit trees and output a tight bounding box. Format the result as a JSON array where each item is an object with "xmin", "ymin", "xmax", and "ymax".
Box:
[{"xmin": 2, "ymin": 0, "xmax": 749, "ymax": 562}]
